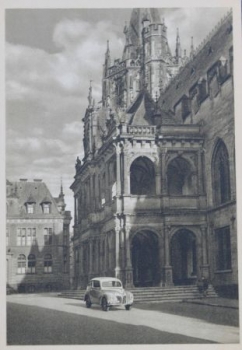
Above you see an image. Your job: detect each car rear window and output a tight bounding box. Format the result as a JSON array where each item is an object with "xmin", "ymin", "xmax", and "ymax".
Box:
[{"xmin": 102, "ymin": 281, "xmax": 122, "ymax": 288}]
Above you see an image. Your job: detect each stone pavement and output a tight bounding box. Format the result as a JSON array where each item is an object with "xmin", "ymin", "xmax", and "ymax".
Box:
[{"xmin": 7, "ymin": 294, "xmax": 240, "ymax": 344}]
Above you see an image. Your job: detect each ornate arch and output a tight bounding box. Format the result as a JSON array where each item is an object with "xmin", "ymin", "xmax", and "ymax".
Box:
[
  {"xmin": 129, "ymin": 156, "xmax": 156, "ymax": 195},
  {"xmin": 211, "ymin": 138, "xmax": 231, "ymax": 205}
]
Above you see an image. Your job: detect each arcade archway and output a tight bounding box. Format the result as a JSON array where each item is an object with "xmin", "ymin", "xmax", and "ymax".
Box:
[
  {"xmin": 131, "ymin": 230, "xmax": 159, "ymax": 287},
  {"xmin": 170, "ymin": 229, "xmax": 197, "ymax": 285}
]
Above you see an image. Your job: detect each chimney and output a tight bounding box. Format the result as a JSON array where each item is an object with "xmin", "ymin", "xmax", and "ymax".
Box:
[
  {"xmin": 33, "ymin": 179, "xmax": 42, "ymax": 182},
  {"xmin": 19, "ymin": 179, "xmax": 28, "ymax": 182}
]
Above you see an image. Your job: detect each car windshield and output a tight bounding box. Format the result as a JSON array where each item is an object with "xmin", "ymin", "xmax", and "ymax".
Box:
[{"xmin": 102, "ymin": 281, "xmax": 122, "ymax": 288}]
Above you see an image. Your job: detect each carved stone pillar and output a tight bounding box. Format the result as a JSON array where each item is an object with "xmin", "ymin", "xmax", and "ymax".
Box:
[
  {"xmin": 163, "ymin": 226, "xmax": 173, "ymax": 286},
  {"xmin": 161, "ymin": 150, "xmax": 168, "ymax": 195},
  {"xmin": 124, "ymin": 225, "xmax": 133, "ymax": 288},
  {"xmin": 116, "ymin": 145, "xmax": 121, "ymax": 196},
  {"xmin": 200, "ymin": 226, "xmax": 209, "ymax": 278},
  {"xmin": 89, "ymin": 239, "xmax": 93, "ymax": 278},
  {"xmin": 123, "ymin": 142, "xmax": 130, "ymax": 195},
  {"xmin": 155, "ymin": 170, "xmax": 161, "ymax": 195},
  {"xmin": 114, "ymin": 228, "xmax": 121, "ymax": 279}
]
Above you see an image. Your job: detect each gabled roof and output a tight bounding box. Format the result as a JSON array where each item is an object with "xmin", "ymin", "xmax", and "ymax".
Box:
[
  {"xmin": 6, "ymin": 181, "xmax": 62, "ymax": 218},
  {"xmin": 127, "ymin": 90, "xmax": 155, "ymax": 126}
]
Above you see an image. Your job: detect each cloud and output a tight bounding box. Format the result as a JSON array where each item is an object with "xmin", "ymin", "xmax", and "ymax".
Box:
[{"xmin": 6, "ymin": 8, "xmax": 229, "ymax": 216}]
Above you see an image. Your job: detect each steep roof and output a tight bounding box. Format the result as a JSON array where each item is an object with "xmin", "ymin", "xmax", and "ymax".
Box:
[
  {"xmin": 127, "ymin": 90, "xmax": 155, "ymax": 125},
  {"xmin": 6, "ymin": 180, "xmax": 62, "ymax": 218}
]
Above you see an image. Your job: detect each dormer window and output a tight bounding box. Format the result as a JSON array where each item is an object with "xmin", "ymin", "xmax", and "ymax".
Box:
[
  {"xmin": 43, "ymin": 203, "xmax": 50, "ymax": 214},
  {"xmin": 27, "ymin": 203, "xmax": 34, "ymax": 214},
  {"xmin": 25, "ymin": 195, "xmax": 36, "ymax": 214},
  {"xmin": 41, "ymin": 197, "xmax": 51, "ymax": 214}
]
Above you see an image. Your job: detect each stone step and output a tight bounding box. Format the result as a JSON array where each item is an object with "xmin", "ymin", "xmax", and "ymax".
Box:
[{"xmin": 58, "ymin": 284, "xmax": 217, "ymax": 302}]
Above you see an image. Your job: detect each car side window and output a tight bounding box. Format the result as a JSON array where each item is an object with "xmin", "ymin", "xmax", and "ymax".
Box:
[{"xmin": 93, "ymin": 280, "xmax": 100, "ymax": 288}]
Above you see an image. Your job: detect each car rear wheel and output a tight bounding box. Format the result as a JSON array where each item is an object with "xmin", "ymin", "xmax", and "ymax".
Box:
[
  {"xmin": 102, "ymin": 297, "xmax": 109, "ymax": 311},
  {"xmin": 86, "ymin": 296, "xmax": 92, "ymax": 308},
  {"xmin": 125, "ymin": 305, "xmax": 131, "ymax": 311}
]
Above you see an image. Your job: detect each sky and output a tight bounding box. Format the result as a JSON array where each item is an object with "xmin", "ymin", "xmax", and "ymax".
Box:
[{"xmin": 5, "ymin": 7, "xmax": 230, "ymax": 223}]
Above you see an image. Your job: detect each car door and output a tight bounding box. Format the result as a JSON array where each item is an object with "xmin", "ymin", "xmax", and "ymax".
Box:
[{"xmin": 89, "ymin": 280, "xmax": 101, "ymax": 304}]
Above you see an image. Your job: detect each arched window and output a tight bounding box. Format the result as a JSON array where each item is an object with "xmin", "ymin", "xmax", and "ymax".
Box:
[
  {"xmin": 212, "ymin": 140, "xmax": 231, "ymax": 205},
  {"xmin": 130, "ymin": 156, "xmax": 155, "ymax": 195},
  {"xmin": 17, "ymin": 254, "xmax": 26, "ymax": 274},
  {"xmin": 27, "ymin": 254, "xmax": 36, "ymax": 274},
  {"xmin": 44, "ymin": 254, "xmax": 52, "ymax": 273},
  {"xmin": 167, "ymin": 157, "xmax": 194, "ymax": 195}
]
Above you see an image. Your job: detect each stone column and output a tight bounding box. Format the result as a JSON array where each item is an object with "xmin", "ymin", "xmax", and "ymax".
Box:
[
  {"xmin": 158, "ymin": 234, "xmax": 165, "ymax": 286},
  {"xmin": 155, "ymin": 169, "xmax": 161, "ymax": 195},
  {"xmin": 114, "ymin": 228, "xmax": 121, "ymax": 279},
  {"xmin": 200, "ymin": 226, "xmax": 209, "ymax": 278},
  {"xmin": 161, "ymin": 150, "xmax": 167, "ymax": 195},
  {"xmin": 197, "ymin": 149, "xmax": 202, "ymax": 195},
  {"xmin": 125, "ymin": 225, "xmax": 133, "ymax": 288},
  {"xmin": 89, "ymin": 239, "xmax": 93, "ymax": 278},
  {"xmin": 123, "ymin": 142, "xmax": 130, "ymax": 195},
  {"xmin": 116, "ymin": 144, "xmax": 121, "ymax": 196},
  {"xmin": 163, "ymin": 226, "xmax": 173, "ymax": 286}
]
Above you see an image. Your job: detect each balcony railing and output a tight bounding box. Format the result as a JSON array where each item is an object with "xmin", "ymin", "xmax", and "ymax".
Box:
[{"xmin": 127, "ymin": 125, "xmax": 156, "ymax": 135}]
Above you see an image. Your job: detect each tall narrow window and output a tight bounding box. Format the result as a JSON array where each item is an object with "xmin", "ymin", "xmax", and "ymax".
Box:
[
  {"xmin": 17, "ymin": 254, "xmax": 26, "ymax": 274},
  {"xmin": 215, "ymin": 226, "xmax": 231, "ymax": 271},
  {"xmin": 27, "ymin": 228, "xmax": 36, "ymax": 246},
  {"xmin": 17, "ymin": 228, "xmax": 26, "ymax": 246},
  {"xmin": 27, "ymin": 254, "xmax": 36, "ymax": 274},
  {"xmin": 44, "ymin": 254, "xmax": 52, "ymax": 273},
  {"xmin": 63, "ymin": 225, "xmax": 68, "ymax": 246},
  {"xmin": 63, "ymin": 254, "xmax": 67, "ymax": 273},
  {"xmin": 44, "ymin": 228, "xmax": 52, "ymax": 245},
  {"xmin": 212, "ymin": 140, "xmax": 231, "ymax": 206}
]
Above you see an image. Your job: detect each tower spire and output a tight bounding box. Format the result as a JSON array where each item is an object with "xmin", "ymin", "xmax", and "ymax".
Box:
[
  {"xmin": 88, "ymin": 80, "xmax": 93, "ymax": 108},
  {"xmin": 175, "ymin": 28, "xmax": 182, "ymax": 64},
  {"xmin": 190, "ymin": 36, "xmax": 194, "ymax": 59},
  {"xmin": 60, "ymin": 177, "xmax": 63, "ymax": 196}
]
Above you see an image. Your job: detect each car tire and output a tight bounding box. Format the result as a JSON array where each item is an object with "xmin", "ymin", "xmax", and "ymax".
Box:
[
  {"xmin": 102, "ymin": 297, "xmax": 109, "ymax": 311},
  {"xmin": 86, "ymin": 296, "xmax": 92, "ymax": 308},
  {"xmin": 125, "ymin": 305, "xmax": 131, "ymax": 311}
]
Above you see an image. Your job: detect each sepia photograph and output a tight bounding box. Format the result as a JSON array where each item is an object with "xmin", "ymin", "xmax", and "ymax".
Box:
[{"xmin": 4, "ymin": 0, "xmax": 241, "ymax": 347}]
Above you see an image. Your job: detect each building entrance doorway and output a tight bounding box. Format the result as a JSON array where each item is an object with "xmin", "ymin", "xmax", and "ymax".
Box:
[
  {"xmin": 131, "ymin": 230, "xmax": 159, "ymax": 287},
  {"xmin": 171, "ymin": 229, "xmax": 197, "ymax": 285}
]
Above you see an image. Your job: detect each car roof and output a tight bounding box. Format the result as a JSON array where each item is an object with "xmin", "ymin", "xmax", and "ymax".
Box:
[{"xmin": 91, "ymin": 277, "xmax": 122, "ymax": 282}]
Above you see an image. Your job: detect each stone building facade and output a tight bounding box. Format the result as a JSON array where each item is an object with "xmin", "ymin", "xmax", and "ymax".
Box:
[
  {"xmin": 71, "ymin": 9, "xmax": 237, "ymax": 295},
  {"xmin": 6, "ymin": 179, "xmax": 72, "ymax": 293}
]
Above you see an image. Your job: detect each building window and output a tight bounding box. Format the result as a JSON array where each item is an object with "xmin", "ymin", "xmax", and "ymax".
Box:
[
  {"xmin": 215, "ymin": 226, "xmax": 232, "ymax": 271},
  {"xmin": 63, "ymin": 254, "xmax": 67, "ymax": 273},
  {"xmin": 212, "ymin": 139, "xmax": 231, "ymax": 206},
  {"xmin": 6, "ymin": 228, "xmax": 9, "ymax": 246},
  {"xmin": 17, "ymin": 228, "xmax": 26, "ymax": 246},
  {"xmin": 27, "ymin": 203, "xmax": 34, "ymax": 214},
  {"xmin": 44, "ymin": 254, "xmax": 52, "ymax": 273},
  {"xmin": 27, "ymin": 254, "xmax": 36, "ymax": 274},
  {"xmin": 17, "ymin": 254, "xmax": 26, "ymax": 274},
  {"xmin": 43, "ymin": 203, "xmax": 50, "ymax": 214},
  {"xmin": 63, "ymin": 225, "xmax": 68, "ymax": 246},
  {"xmin": 27, "ymin": 228, "xmax": 36, "ymax": 246},
  {"xmin": 44, "ymin": 228, "xmax": 53, "ymax": 245}
]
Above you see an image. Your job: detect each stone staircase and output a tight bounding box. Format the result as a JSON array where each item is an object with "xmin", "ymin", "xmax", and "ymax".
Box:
[{"xmin": 58, "ymin": 284, "xmax": 217, "ymax": 303}]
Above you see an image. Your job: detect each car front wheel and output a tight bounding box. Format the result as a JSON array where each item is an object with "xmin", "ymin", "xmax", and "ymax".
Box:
[
  {"xmin": 102, "ymin": 297, "xmax": 109, "ymax": 311},
  {"xmin": 86, "ymin": 296, "xmax": 92, "ymax": 308},
  {"xmin": 125, "ymin": 305, "xmax": 131, "ymax": 311}
]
